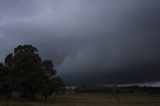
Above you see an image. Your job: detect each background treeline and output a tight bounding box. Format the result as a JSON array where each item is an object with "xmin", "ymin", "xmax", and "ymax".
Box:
[
  {"xmin": 0, "ymin": 45, "xmax": 64, "ymax": 100},
  {"xmin": 70, "ymin": 85, "xmax": 160, "ymax": 94}
]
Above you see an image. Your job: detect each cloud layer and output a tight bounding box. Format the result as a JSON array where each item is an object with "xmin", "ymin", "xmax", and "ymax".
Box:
[{"xmin": 0, "ymin": 0, "xmax": 160, "ymax": 85}]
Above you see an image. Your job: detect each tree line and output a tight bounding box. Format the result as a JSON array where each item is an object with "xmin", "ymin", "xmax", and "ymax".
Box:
[{"xmin": 0, "ymin": 45, "xmax": 64, "ymax": 100}]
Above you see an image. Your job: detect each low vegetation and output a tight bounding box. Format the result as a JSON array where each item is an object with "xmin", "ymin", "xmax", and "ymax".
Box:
[{"xmin": 0, "ymin": 93, "xmax": 160, "ymax": 106}]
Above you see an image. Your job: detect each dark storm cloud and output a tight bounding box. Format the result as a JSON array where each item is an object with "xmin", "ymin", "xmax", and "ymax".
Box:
[{"xmin": 0, "ymin": 0, "xmax": 160, "ymax": 85}]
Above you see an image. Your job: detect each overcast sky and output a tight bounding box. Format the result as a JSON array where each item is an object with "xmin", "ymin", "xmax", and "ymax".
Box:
[{"xmin": 0, "ymin": 0, "xmax": 160, "ymax": 86}]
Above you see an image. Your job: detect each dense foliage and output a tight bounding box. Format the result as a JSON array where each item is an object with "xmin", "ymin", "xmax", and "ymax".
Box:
[{"xmin": 0, "ymin": 45, "xmax": 64, "ymax": 100}]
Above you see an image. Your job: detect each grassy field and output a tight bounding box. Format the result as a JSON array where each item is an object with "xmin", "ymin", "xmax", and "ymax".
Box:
[{"xmin": 0, "ymin": 93, "xmax": 160, "ymax": 106}]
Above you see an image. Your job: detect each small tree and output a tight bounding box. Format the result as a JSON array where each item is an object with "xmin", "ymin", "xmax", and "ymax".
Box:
[
  {"xmin": 0, "ymin": 62, "xmax": 15, "ymax": 100},
  {"xmin": 42, "ymin": 60, "xmax": 64, "ymax": 100},
  {"xmin": 114, "ymin": 84, "xmax": 120, "ymax": 102}
]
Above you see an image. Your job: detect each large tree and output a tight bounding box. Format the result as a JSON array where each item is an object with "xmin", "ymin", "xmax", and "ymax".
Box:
[
  {"xmin": 0, "ymin": 45, "xmax": 64, "ymax": 100},
  {"xmin": 13, "ymin": 45, "xmax": 44, "ymax": 99}
]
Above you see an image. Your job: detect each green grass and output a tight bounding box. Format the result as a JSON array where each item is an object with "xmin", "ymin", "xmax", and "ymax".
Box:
[{"xmin": 0, "ymin": 93, "xmax": 160, "ymax": 106}]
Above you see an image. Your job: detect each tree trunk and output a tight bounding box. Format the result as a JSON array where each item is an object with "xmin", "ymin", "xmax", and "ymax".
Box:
[
  {"xmin": 6, "ymin": 91, "xmax": 12, "ymax": 100},
  {"xmin": 30, "ymin": 93, "xmax": 36, "ymax": 101},
  {"xmin": 44, "ymin": 94, "xmax": 48, "ymax": 101}
]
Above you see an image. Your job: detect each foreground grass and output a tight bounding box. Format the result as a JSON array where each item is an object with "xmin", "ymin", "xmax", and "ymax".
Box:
[{"xmin": 0, "ymin": 93, "xmax": 160, "ymax": 106}]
